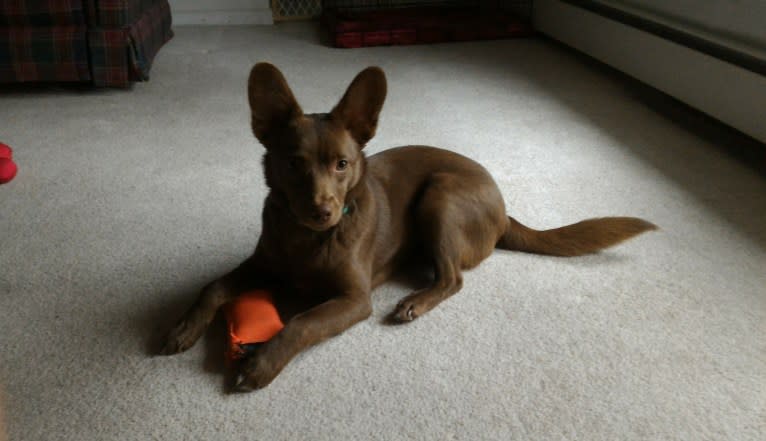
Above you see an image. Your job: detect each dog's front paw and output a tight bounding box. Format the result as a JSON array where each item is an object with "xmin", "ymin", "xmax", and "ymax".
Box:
[
  {"xmin": 232, "ymin": 351, "xmax": 284, "ymax": 392},
  {"xmin": 159, "ymin": 318, "xmax": 203, "ymax": 355}
]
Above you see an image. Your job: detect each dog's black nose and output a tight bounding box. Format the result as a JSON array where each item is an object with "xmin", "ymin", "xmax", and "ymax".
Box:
[{"xmin": 313, "ymin": 204, "xmax": 332, "ymax": 222}]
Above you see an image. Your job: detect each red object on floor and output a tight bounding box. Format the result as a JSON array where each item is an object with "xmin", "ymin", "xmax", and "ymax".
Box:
[
  {"xmin": 391, "ymin": 29, "xmax": 417, "ymax": 45},
  {"xmin": 363, "ymin": 30, "xmax": 391, "ymax": 46},
  {"xmin": 0, "ymin": 142, "xmax": 11, "ymax": 159},
  {"xmin": 0, "ymin": 142, "xmax": 17, "ymax": 184},
  {"xmin": 322, "ymin": 6, "xmax": 533, "ymax": 48}
]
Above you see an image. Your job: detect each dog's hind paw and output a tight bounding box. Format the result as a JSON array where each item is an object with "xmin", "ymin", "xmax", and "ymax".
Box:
[{"xmin": 390, "ymin": 299, "xmax": 419, "ymax": 322}]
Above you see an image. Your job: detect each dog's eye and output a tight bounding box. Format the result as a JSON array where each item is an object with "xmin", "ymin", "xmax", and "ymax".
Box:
[
  {"xmin": 287, "ymin": 158, "xmax": 300, "ymax": 170},
  {"xmin": 336, "ymin": 159, "xmax": 349, "ymax": 171}
]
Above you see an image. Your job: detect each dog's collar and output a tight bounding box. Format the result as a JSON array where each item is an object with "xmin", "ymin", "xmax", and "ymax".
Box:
[{"xmin": 343, "ymin": 199, "xmax": 357, "ymax": 216}]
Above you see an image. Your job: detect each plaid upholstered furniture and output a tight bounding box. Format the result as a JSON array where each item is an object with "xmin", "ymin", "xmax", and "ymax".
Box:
[{"xmin": 0, "ymin": 0, "xmax": 172, "ymax": 87}]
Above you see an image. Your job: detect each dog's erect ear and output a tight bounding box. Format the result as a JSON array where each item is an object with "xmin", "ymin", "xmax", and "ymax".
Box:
[
  {"xmin": 248, "ymin": 63, "xmax": 303, "ymax": 145},
  {"xmin": 331, "ymin": 67, "xmax": 387, "ymax": 148}
]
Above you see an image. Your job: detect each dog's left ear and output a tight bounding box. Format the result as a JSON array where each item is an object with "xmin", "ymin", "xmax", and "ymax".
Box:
[{"xmin": 331, "ymin": 67, "xmax": 387, "ymax": 148}]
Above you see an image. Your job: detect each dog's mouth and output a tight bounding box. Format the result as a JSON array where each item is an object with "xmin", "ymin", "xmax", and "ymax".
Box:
[
  {"xmin": 287, "ymin": 197, "xmax": 344, "ymax": 232},
  {"xmin": 300, "ymin": 214, "xmax": 340, "ymax": 232},
  {"xmin": 292, "ymin": 205, "xmax": 342, "ymax": 232}
]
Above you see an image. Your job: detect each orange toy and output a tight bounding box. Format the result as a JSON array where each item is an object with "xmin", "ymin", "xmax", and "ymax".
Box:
[
  {"xmin": 224, "ymin": 290, "xmax": 284, "ymax": 362},
  {"xmin": 0, "ymin": 142, "xmax": 17, "ymax": 184}
]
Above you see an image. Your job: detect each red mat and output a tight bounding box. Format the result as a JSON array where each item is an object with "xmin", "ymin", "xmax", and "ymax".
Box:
[{"xmin": 322, "ymin": 7, "xmax": 533, "ymax": 48}]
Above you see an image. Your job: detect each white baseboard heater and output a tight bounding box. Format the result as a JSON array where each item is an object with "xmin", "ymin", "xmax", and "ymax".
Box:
[{"xmin": 533, "ymin": 0, "xmax": 766, "ymax": 143}]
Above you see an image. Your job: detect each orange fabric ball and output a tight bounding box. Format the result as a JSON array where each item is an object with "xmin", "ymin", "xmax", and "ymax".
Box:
[
  {"xmin": 0, "ymin": 159, "xmax": 16, "ymax": 185},
  {"xmin": 0, "ymin": 143, "xmax": 16, "ymax": 184},
  {"xmin": 224, "ymin": 290, "xmax": 284, "ymax": 361}
]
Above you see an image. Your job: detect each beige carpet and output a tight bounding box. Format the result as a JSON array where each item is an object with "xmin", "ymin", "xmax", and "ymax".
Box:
[{"xmin": 1, "ymin": 23, "xmax": 764, "ymax": 441}]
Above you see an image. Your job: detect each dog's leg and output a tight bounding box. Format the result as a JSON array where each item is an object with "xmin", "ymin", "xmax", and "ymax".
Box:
[
  {"xmin": 392, "ymin": 252, "xmax": 463, "ymax": 322},
  {"xmin": 391, "ymin": 172, "xmax": 503, "ymax": 322},
  {"xmin": 234, "ymin": 279, "xmax": 372, "ymax": 391},
  {"xmin": 160, "ymin": 260, "xmax": 257, "ymax": 355},
  {"xmin": 391, "ymin": 187, "xmax": 467, "ymax": 322}
]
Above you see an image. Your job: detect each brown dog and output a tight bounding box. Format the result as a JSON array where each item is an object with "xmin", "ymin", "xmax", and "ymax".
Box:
[{"xmin": 160, "ymin": 63, "xmax": 656, "ymax": 391}]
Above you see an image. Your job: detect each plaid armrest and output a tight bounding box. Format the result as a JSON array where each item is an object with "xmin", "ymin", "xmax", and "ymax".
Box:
[
  {"xmin": 0, "ymin": 0, "xmax": 86, "ymax": 26},
  {"xmin": 0, "ymin": 0, "xmax": 170, "ymax": 86},
  {"xmin": 88, "ymin": 0, "xmax": 171, "ymax": 87},
  {"xmin": 0, "ymin": 25, "xmax": 90, "ymax": 82},
  {"xmin": 83, "ymin": 0, "xmax": 162, "ymax": 27}
]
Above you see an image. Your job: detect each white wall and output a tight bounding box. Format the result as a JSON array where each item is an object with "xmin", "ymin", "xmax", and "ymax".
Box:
[
  {"xmin": 534, "ymin": 0, "xmax": 766, "ymax": 143},
  {"xmin": 169, "ymin": 0, "xmax": 273, "ymax": 25}
]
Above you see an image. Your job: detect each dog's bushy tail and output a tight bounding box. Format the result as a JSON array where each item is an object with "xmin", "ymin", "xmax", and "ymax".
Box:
[{"xmin": 496, "ymin": 216, "xmax": 657, "ymax": 257}]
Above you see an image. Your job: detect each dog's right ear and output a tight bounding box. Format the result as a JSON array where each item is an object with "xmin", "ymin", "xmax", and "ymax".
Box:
[{"xmin": 248, "ymin": 63, "xmax": 303, "ymax": 145}]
